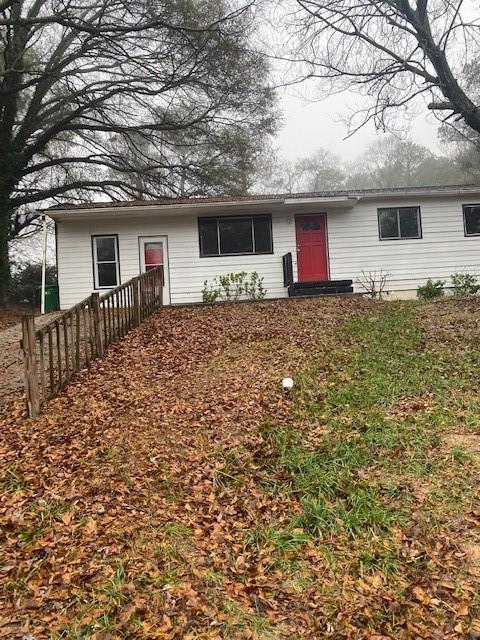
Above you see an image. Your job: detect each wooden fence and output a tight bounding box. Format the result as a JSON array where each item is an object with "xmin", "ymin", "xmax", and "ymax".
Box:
[{"xmin": 21, "ymin": 266, "xmax": 164, "ymax": 417}]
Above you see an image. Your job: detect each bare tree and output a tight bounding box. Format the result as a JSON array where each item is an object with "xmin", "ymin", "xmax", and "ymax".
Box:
[
  {"xmin": 284, "ymin": 0, "xmax": 480, "ymax": 137},
  {"xmin": 440, "ymin": 57, "xmax": 480, "ymax": 146},
  {"xmin": 345, "ymin": 137, "xmax": 464, "ymax": 188},
  {"xmin": 255, "ymin": 138, "xmax": 463, "ymax": 193},
  {"xmin": 0, "ymin": 0, "xmax": 277, "ymax": 304},
  {"xmin": 440, "ymin": 57, "xmax": 480, "ymax": 179},
  {"xmin": 256, "ymin": 147, "xmax": 345, "ymax": 192}
]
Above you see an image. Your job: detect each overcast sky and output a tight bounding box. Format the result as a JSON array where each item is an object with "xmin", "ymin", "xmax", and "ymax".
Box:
[
  {"xmin": 259, "ymin": 3, "xmax": 447, "ymax": 164},
  {"xmin": 274, "ymin": 86, "xmax": 444, "ymax": 163}
]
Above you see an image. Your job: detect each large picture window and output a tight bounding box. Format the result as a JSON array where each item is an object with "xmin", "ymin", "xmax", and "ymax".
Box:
[
  {"xmin": 199, "ymin": 215, "xmax": 273, "ymax": 257},
  {"xmin": 378, "ymin": 207, "xmax": 422, "ymax": 240},
  {"xmin": 463, "ymin": 205, "xmax": 480, "ymax": 236},
  {"xmin": 92, "ymin": 235, "xmax": 120, "ymax": 289}
]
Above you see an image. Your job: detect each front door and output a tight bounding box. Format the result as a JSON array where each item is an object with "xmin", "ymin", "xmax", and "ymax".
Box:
[
  {"xmin": 139, "ymin": 236, "xmax": 170, "ymax": 304},
  {"xmin": 295, "ymin": 214, "xmax": 329, "ymax": 282}
]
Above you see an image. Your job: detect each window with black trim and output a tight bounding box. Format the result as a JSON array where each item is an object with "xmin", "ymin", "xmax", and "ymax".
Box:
[
  {"xmin": 92, "ymin": 235, "xmax": 120, "ymax": 288},
  {"xmin": 199, "ymin": 215, "xmax": 273, "ymax": 256},
  {"xmin": 463, "ymin": 205, "xmax": 480, "ymax": 236},
  {"xmin": 378, "ymin": 207, "xmax": 422, "ymax": 240}
]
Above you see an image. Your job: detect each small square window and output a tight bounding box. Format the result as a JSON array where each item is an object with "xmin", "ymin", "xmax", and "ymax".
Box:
[
  {"xmin": 463, "ymin": 205, "xmax": 480, "ymax": 236},
  {"xmin": 378, "ymin": 207, "xmax": 421, "ymax": 240}
]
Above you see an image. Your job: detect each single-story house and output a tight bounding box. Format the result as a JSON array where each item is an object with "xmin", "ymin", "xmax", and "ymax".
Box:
[{"xmin": 46, "ymin": 184, "xmax": 480, "ymax": 309}]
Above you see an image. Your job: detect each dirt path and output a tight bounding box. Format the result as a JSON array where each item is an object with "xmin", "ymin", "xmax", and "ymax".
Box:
[{"xmin": 0, "ymin": 312, "xmax": 61, "ymax": 405}]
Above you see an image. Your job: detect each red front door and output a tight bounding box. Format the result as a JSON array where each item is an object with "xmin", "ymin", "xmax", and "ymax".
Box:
[{"xmin": 295, "ymin": 214, "xmax": 329, "ymax": 282}]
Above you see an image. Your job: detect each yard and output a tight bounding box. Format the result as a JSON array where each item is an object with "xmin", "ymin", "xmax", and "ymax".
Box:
[
  {"xmin": 0, "ymin": 305, "xmax": 30, "ymax": 332},
  {"xmin": 1, "ymin": 296, "xmax": 480, "ymax": 639}
]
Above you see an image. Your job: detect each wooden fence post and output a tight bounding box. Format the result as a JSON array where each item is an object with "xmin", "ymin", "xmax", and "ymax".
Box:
[
  {"xmin": 21, "ymin": 315, "xmax": 40, "ymax": 418},
  {"xmin": 132, "ymin": 277, "xmax": 141, "ymax": 326},
  {"xmin": 91, "ymin": 292, "xmax": 104, "ymax": 357}
]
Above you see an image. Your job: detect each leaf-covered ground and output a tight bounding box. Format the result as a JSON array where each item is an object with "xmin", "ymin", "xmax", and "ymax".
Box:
[
  {"xmin": 1, "ymin": 297, "xmax": 480, "ymax": 639},
  {"xmin": 0, "ymin": 311, "xmax": 63, "ymax": 404},
  {"xmin": 0, "ymin": 307, "xmax": 27, "ymax": 332}
]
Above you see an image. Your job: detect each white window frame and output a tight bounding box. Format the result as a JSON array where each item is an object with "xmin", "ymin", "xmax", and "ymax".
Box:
[
  {"xmin": 198, "ymin": 215, "xmax": 273, "ymax": 257},
  {"xmin": 378, "ymin": 206, "xmax": 422, "ymax": 241},
  {"xmin": 92, "ymin": 235, "xmax": 120, "ymax": 289},
  {"xmin": 463, "ymin": 204, "xmax": 480, "ymax": 237}
]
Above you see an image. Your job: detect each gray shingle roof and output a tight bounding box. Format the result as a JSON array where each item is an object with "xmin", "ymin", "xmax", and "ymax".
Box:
[{"xmin": 45, "ymin": 184, "xmax": 480, "ymax": 212}]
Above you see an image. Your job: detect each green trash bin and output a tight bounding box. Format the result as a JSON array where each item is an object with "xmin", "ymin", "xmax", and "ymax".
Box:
[{"xmin": 36, "ymin": 285, "xmax": 60, "ymax": 312}]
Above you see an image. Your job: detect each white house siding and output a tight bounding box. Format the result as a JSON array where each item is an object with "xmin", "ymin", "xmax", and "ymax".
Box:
[
  {"xmin": 54, "ymin": 193, "xmax": 480, "ymax": 308},
  {"xmin": 56, "ymin": 209, "xmax": 298, "ymax": 308},
  {"xmin": 325, "ymin": 195, "xmax": 480, "ymax": 296}
]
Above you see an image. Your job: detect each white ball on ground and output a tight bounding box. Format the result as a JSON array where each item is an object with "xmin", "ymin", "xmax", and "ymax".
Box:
[{"xmin": 282, "ymin": 377, "xmax": 294, "ymax": 392}]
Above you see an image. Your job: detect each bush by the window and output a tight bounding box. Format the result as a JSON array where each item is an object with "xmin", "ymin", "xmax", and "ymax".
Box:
[
  {"xmin": 244, "ymin": 272, "xmax": 266, "ymax": 300},
  {"xmin": 202, "ymin": 272, "xmax": 266, "ymax": 303},
  {"xmin": 202, "ymin": 280, "xmax": 221, "ymax": 303},
  {"xmin": 417, "ymin": 279, "xmax": 445, "ymax": 300},
  {"xmin": 450, "ymin": 273, "xmax": 480, "ymax": 297}
]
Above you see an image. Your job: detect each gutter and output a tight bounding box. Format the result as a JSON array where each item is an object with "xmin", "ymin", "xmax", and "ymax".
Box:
[
  {"xmin": 355, "ymin": 187, "xmax": 480, "ymax": 200},
  {"xmin": 41, "ymin": 185, "xmax": 480, "ymax": 220},
  {"xmin": 43, "ymin": 198, "xmax": 286, "ymax": 220},
  {"xmin": 284, "ymin": 196, "xmax": 359, "ymax": 206}
]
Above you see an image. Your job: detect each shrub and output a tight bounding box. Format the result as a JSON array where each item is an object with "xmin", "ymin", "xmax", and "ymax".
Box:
[
  {"xmin": 356, "ymin": 270, "xmax": 389, "ymax": 299},
  {"xmin": 218, "ymin": 272, "xmax": 248, "ymax": 301},
  {"xmin": 450, "ymin": 272, "xmax": 480, "ymax": 297},
  {"xmin": 417, "ymin": 279, "xmax": 445, "ymax": 300},
  {"xmin": 202, "ymin": 280, "xmax": 221, "ymax": 303},
  {"xmin": 9, "ymin": 263, "xmax": 57, "ymax": 304},
  {"xmin": 244, "ymin": 272, "xmax": 266, "ymax": 301},
  {"xmin": 202, "ymin": 272, "xmax": 266, "ymax": 303}
]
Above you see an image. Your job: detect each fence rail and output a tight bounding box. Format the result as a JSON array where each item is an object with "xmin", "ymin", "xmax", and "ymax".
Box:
[{"xmin": 21, "ymin": 266, "xmax": 164, "ymax": 417}]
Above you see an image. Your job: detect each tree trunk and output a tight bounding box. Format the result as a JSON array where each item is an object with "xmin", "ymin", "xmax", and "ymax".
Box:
[{"xmin": 0, "ymin": 198, "xmax": 12, "ymax": 307}]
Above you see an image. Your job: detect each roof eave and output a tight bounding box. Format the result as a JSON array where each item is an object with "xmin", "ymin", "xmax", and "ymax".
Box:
[
  {"xmin": 284, "ymin": 196, "xmax": 359, "ymax": 208},
  {"xmin": 45, "ymin": 197, "xmax": 286, "ymax": 220},
  {"xmin": 43, "ymin": 185, "xmax": 480, "ymax": 220},
  {"xmin": 357, "ymin": 187, "xmax": 480, "ymax": 200}
]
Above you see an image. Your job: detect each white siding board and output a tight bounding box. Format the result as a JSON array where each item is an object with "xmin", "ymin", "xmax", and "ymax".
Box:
[
  {"xmin": 55, "ymin": 194, "xmax": 480, "ymax": 308},
  {"xmin": 56, "ymin": 211, "xmax": 297, "ymax": 308},
  {"xmin": 327, "ymin": 196, "xmax": 480, "ymax": 293}
]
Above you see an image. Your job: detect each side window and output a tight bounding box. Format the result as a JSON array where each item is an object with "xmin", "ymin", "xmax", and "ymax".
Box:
[
  {"xmin": 463, "ymin": 205, "xmax": 480, "ymax": 236},
  {"xmin": 92, "ymin": 235, "xmax": 120, "ymax": 288},
  {"xmin": 378, "ymin": 207, "xmax": 422, "ymax": 240}
]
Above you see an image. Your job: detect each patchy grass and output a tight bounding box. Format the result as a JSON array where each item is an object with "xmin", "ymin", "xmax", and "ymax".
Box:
[
  {"xmin": 1, "ymin": 296, "xmax": 480, "ymax": 638},
  {"xmin": 1, "ymin": 465, "xmax": 28, "ymax": 492}
]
